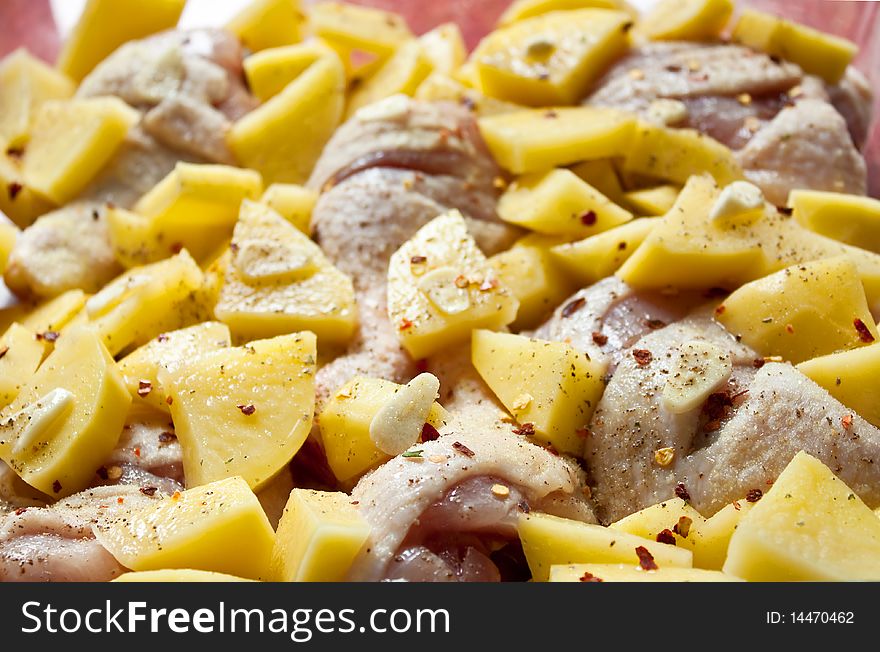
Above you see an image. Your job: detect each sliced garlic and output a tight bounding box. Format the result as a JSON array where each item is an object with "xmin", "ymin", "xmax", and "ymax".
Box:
[
  {"xmin": 662, "ymin": 340, "xmax": 732, "ymax": 414},
  {"xmin": 86, "ymin": 272, "xmax": 150, "ymax": 318},
  {"xmin": 646, "ymin": 98, "xmax": 688, "ymax": 126},
  {"xmin": 709, "ymin": 181, "xmax": 765, "ymax": 222},
  {"xmin": 369, "ymin": 373, "xmax": 441, "ymax": 456},
  {"xmin": 418, "ymin": 266, "xmax": 471, "ymax": 315},
  {"xmin": 234, "ymin": 238, "xmax": 314, "ymax": 283},
  {"xmin": 7, "ymin": 388, "xmax": 75, "ymax": 457}
]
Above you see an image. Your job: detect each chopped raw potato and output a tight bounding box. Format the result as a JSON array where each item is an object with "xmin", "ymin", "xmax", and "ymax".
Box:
[
  {"xmin": 798, "ymin": 343, "xmax": 880, "ymax": 429},
  {"xmin": 0, "ymin": 49, "xmax": 74, "ymax": 149},
  {"xmin": 387, "ymin": 211, "xmax": 518, "ymax": 359},
  {"xmin": 637, "ymin": 0, "xmax": 734, "ymax": 41},
  {"xmin": 114, "ymin": 569, "xmax": 255, "ymax": 582},
  {"xmin": 731, "ymin": 9, "xmax": 857, "ymax": 84},
  {"xmin": 118, "ymin": 322, "xmax": 232, "ymax": 414},
  {"xmin": 228, "ymin": 55, "xmax": 345, "ymax": 185},
  {"xmin": 346, "ymin": 41, "xmax": 433, "ymax": 119},
  {"xmin": 498, "ymin": 0, "xmax": 631, "ymax": 26},
  {"xmin": 22, "ymin": 97, "xmax": 139, "ymax": 205},
  {"xmin": 623, "ymin": 185, "xmax": 679, "ymax": 216},
  {"xmin": 0, "ymin": 323, "xmax": 47, "ymax": 408},
  {"xmin": 419, "ymin": 23, "xmax": 467, "ymax": 75},
  {"xmin": 715, "ymin": 256, "xmax": 877, "ymax": 364},
  {"xmin": 691, "ymin": 499, "xmax": 754, "ymax": 570},
  {"xmin": 87, "ymin": 249, "xmax": 205, "ymax": 356},
  {"xmin": 319, "ymin": 376, "xmax": 448, "ymax": 484},
  {"xmin": 20, "ymin": 289, "xmax": 87, "ymax": 336},
  {"xmin": 551, "ymin": 218, "xmax": 657, "ymax": 286},
  {"xmin": 489, "ymin": 240, "xmax": 575, "ymax": 329},
  {"xmin": 110, "ymin": 163, "xmax": 263, "ymax": 266},
  {"xmin": 0, "ymin": 153, "xmax": 55, "ymax": 228},
  {"xmin": 610, "ymin": 497, "xmax": 706, "ymax": 550},
  {"xmin": 226, "ymin": 0, "xmax": 306, "ymax": 52},
  {"xmin": 309, "ymin": 2, "xmax": 413, "ymax": 62},
  {"xmin": 549, "ymin": 563, "xmax": 741, "ymax": 582},
  {"xmin": 472, "ymin": 330, "xmax": 606, "ymax": 455},
  {"xmin": 790, "ymin": 190, "xmax": 880, "ymax": 254},
  {"xmin": 498, "ymin": 169, "xmax": 633, "ymax": 237},
  {"xmin": 162, "ymin": 332, "xmax": 316, "ymax": 489},
  {"xmin": 243, "ymin": 41, "xmax": 335, "ymax": 102},
  {"xmin": 95, "ymin": 476, "xmax": 275, "ymax": 580},
  {"xmin": 0, "ymin": 219, "xmax": 19, "ymax": 273},
  {"xmin": 56, "ymin": 0, "xmax": 186, "ymax": 81},
  {"xmin": 723, "ymin": 452, "xmax": 880, "ymax": 580},
  {"xmin": 479, "ymin": 107, "xmax": 636, "ymax": 174},
  {"xmin": 518, "ymin": 512, "xmax": 693, "ymax": 581},
  {"xmin": 270, "ymin": 489, "xmax": 371, "ymax": 581},
  {"xmin": 214, "ymin": 200, "xmax": 357, "ymax": 344},
  {"xmin": 570, "ymin": 159, "xmax": 625, "ymax": 205},
  {"xmin": 662, "ymin": 340, "xmax": 732, "ymax": 413},
  {"xmin": 414, "ymin": 73, "xmax": 520, "ymax": 116},
  {"xmin": 474, "ymin": 9, "xmax": 632, "ymax": 106},
  {"xmin": 0, "ymin": 326, "xmax": 130, "ymax": 497},
  {"xmin": 259, "ymin": 183, "xmax": 317, "ymax": 234},
  {"xmin": 622, "ymin": 122, "xmax": 743, "ymax": 186},
  {"xmin": 618, "ymin": 176, "xmax": 880, "ymax": 304}
]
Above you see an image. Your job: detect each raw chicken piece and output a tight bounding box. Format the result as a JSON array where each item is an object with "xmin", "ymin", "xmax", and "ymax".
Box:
[
  {"xmin": 349, "ymin": 430, "xmax": 594, "ymax": 581},
  {"xmin": 0, "ymin": 485, "xmax": 160, "ymax": 581}
]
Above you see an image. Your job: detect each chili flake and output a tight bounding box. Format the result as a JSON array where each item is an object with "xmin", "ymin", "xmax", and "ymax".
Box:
[
  {"xmin": 842, "ymin": 414, "xmax": 854, "ymax": 430},
  {"xmin": 591, "ymin": 332, "xmax": 608, "ymax": 346},
  {"xmin": 854, "ymin": 318, "xmax": 875, "ymax": 343},
  {"xmin": 140, "ymin": 486, "xmax": 158, "ymax": 496},
  {"xmin": 237, "ymin": 404, "xmax": 256, "ymax": 416},
  {"xmin": 137, "ymin": 380, "xmax": 152, "ymax": 397},
  {"xmin": 575, "ymin": 427, "xmax": 592, "ymax": 439},
  {"xmin": 7, "ymin": 182, "xmax": 22, "ymax": 200},
  {"xmin": 399, "ymin": 318, "xmax": 414, "ymax": 331},
  {"xmin": 452, "ymin": 441, "xmax": 475, "ymax": 457},
  {"xmin": 752, "ymin": 358, "xmax": 765, "ymax": 369},
  {"xmin": 635, "ymin": 546, "xmax": 658, "ymax": 571},
  {"xmin": 52, "ymin": 480, "xmax": 62, "ymax": 493},
  {"xmin": 579, "ymin": 210, "xmax": 597, "ymax": 226},
  {"xmin": 561, "ymin": 297, "xmax": 586, "ymax": 318},
  {"xmin": 776, "ymin": 206, "xmax": 794, "ymax": 216},
  {"xmin": 512, "ymin": 422, "xmax": 535, "ymax": 437},
  {"xmin": 645, "ymin": 318, "xmax": 666, "ymax": 330},
  {"xmin": 632, "ymin": 349, "xmax": 652, "ymax": 366},
  {"xmin": 674, "ymin": 482, "xmax": 690, "ymax": 502},
  {"xmin": 518, "ymin": 500, "xmax": 531, "ymax": 513},
  {"xmin": 0, "ymin": 346, "xmax": 8, "ymax": 360},
  {"xmin": 421, "ymin": 422, "xmax": 440, "ymax": 442},
  {"xmin": 746, "ymin": 488, "xmax": 763, "ymax": 503},
  {"xmin": 655, "ymin": 529, "xmax": 676, "ymax": 545},
  {"xmin": 36, "ymin": 331, "xmax": 60, "ymax": 343},
  {"xmin": 579, "ymin": 571, "xmax": 603, "ymax": 582}
]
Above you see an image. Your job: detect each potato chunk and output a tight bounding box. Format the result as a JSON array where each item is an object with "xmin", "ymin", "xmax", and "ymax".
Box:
[
  {"xmin": 309, "ymin": 2, "xmax": 413, "ymax": 63},
  {"xmin": 570, "ymin": 159, "xmax": 625, "ymax": 205},
  {"xmin": 518, "ymin": 512, "xmax": 693, "ymax": 581},
  {"xmin": 637, "ymin": 0, "xmax": 733, "ymax": 41},
  {"xmin": 479, "ymin": 107, "xmax": 635, "ymax": 174},
  {"xmin": 0, "ymin": 49, "xmax": 74, "ymax": 149},
  {"xmin": 57, "ymin": 0, "xmax": 186, "ymax": 81},
  {"xmin": 0, "ymin": 326, "xmax": 129, "ymax": 496},
  {"xmin": 623, "ymin": 185, "xmax": 679, "ymax": 216},
  {"xmin": 118, "ymin": 322, "xmax": 232, "ymax": 414},
  {"xmin": 0, "ymin": 323, "xmax": 46, "ymax": 408},
  {"xmin": 551, "ymin": 218, "xmax": 657, "ymax": 286},
  {"xmin": 387, "ymin": 211, "xmax": 518, "ymax": 359},
  {"xmin": 0, "ymin": 153, "xmax": 55, "ymax": 228},
  {"xmin": 723, "ymin": 452, "xmax": 880, "ymax": 580},
  {"xmin": 610, "ymin": 497, "xmax": 705, "ymax": 551},
  {"xmin": 731, "ymin": 9, "xmax": 857, "ymax": 84},
  {"xmin": 228, "ymin": 55, "xmax": 345, "ymax": 184},
  {"xmin": 0, "ymin": 219, "xmax": 18, "ymax": 274},
  {"xmin": 319, "ymin": 376, "xmax": 448, "ymax": 484},
  {"xmin": 475, "ymin": 9, "xmax": 632, "ymax": 106},
  {"xmin": 270, "ymin": 489, "xmax": 371, "ymax": 581},
  {"xmin": 22, "ymin": 97, "xmax": 139, "ymax": 205},
  {"xmin": 716, "ymin": 256, "xmax": 877, "ymax": 364},
  {"xmin": 162, "ymin": 332, "xmax": 316, "ymax": 489},
  {"xmin": 95, "ymin": 476, "xmax": 275, "ymax": 580},
  {"xmin": 20, "ymin": 289, "xmax": 87, "ymax": 336},
  {"xmin": 345, "ymin": 41, "xmax": 433, "ymax": 119},
  {"xmin": 243, "ymin": 42, "xmax": 335, "ymax": 102},
  {"xmin": 259, "ymin": 183, "xmax": 316, "ymax": 234},
  {"xmin": 419, "ymin": 23, "xmax": 467, "ymax": 75},
  {"xmin": 499, "ymin": 169, "xmax": 632, "ymax": 238},
  {"xmin": 226, "ymin": 0, "xmax": 306, "ymax": 53},
  {"xmin": 472, "ymin": 330, "xmax": 606, "ymax": 455},
  {"xmin": 549, "ymin": 563, "xmax": 740, "ymax": 582},
  {"xmin": 87, "ymin": 249, "xmax": 205, "ymax": 356},
  {"xmin": 797, "ymin": 343, "xmax": 880, "ymax": 429},
  {"xmin": 415, "ymin": 73, "xmax": 520, "ymax": 117},
  {"xmin": 214, "ymin": 200, "xmax": 356, "ymax": 344},
  {"xmin": 498, "ymin": 0, "xmax": 631, "ymax": 26},
  {"xmin": 690, "ymin": 499, "xmax": 754, "ymax": 570},
  {"xmin": 109, "ymin": 163, "xmax": 263, "ymax": 266},
  {"xmin": 114, "ymin": 569, "xmax": 254, "ymax": 582},
  {"xmin": 790, "ymin": 190, "xmax": 880, "ymax": 254}
]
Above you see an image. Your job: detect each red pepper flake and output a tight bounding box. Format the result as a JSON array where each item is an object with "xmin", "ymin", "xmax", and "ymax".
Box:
[
  {"xmin": 7, "ymin": 182, "xmax": 22, "ymax": 200},
  {"xmin": 238, "ymin": 404, "xmax": 256, "ymax": 416},
  {"xmin": 36, "ymin": 331, "xmax": 60, "ymax": 343},
  {"xmin": 561, "ymin": 297, "xmax": 586, "ymax": 318},
  {"xmin": 632, "ymin": 349, "xmax": 652, "ymax": 366},
  {"xmin": 635, "ymin": 546, "xmax": 658, "ymax": 571},
  {"xmin": 785, "ymin": 323, "xmax": 795, "ymax": 334},
  {"xmin": 137, "ymin": 380, "xmax": 152, "ymax": 397},
  {"xmin": 157, "ymin": 333, "xmax": 170, "ymax": 343},
  {"xmin": 170, "ymin": 242, "xmax": 183, "ymax": 254},
  {"xmin": 674, "ymin": 482, "xmax": 690, "ymax": 502},
  {"xmin": 591, "ymin": 331, "xmax": 608, "ymax": 346},
  {"xmin": 0, "ymin": 345, "xmax": 8, "ymax": 360},
  {"xmin": 579, "ymin": 210, "xmax": 597, "ymax": 226},
  {"xmin": 655, "ymin": 529, "xmax": 676, "ymax": 545},
  {"xmin": 140, "ymin": 486, "xmax": 158, "ymax": 496},
  {"xmin": 579, "ymin": 571, "xmax": 604, "ymax": 582},
  {"xmin": 399, "ymin": 318, "xmax": 414, "ymax": 331},
  {"xmin": 732, "ymin": 499, "xmax": 742, "ymax": 511},
  {"xmin": 752, "ymin": 358, "xmax": 765, "ymax": 369},
  {"xmin": 158, "ymin": 431, "xmax": 177, "ymax": 445},
  {"xmin": 410, "ymin": 255, "xmax": 427, "ymax": 265},
  {"xmin": 544, "ymin": 110, "xmax": 558, "ymax": 119},
  {"xmin": 746, "ymin": 488, "xmax": 763, "ymax": 503},
  {"xmin": 5, "ymin": 146, "xmax": 24, "ymax": 159},
  {"xmin": 645, "ymin": 318, "xmax": 666, "ymax": 330},
  {"xmin": 854, "ymin": 318, "xmax": 875, "ymax": 343},
  {"xmin": 714, "ymin": 304, "xmax": 726, "ymax": 316},
  {"xmin": 673, "ymin": 516, "xmax": 693, "ymax": 538},
  {"xmin": 575, "ymin": 427, "xmax": 592, "ymax": 439},
  {"xmin": 776, "ymin": 205, "xmax": 794, "ymax": 216},
  {"xmin": 117, "ymin": 497, "xmax": 124, "ymax": 504},
  {"xmin": 133, "ymin": 447, "xmax": 141, "ymax": 458},
  {"xmin": 479, "ymin": 278, "xmax": 498, "ymax": 291},
  {"xmin": 14, "ymin": 507, "xmax": 27, "ymax": 516},
  {"xmin": 512, "ymin": 422, "xmax": 535, "ymax": 437},
  {"xmin": 421, "ymin": 422, "xmax": 440, "ymax": 442},
  {"xmin": 52, "ymin": 480, "xmax": 62, "ymax": 493},
  {"xmin": 166, "ymin": 396, "xmax": 174, "ymax": 405},
  {"xmin": 842, "ymin": 414, "xmax": 854, "ymax": 430},
  {"xmin": 451, "ymin": 441, "xmax": 475, "ymax": 457}
]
